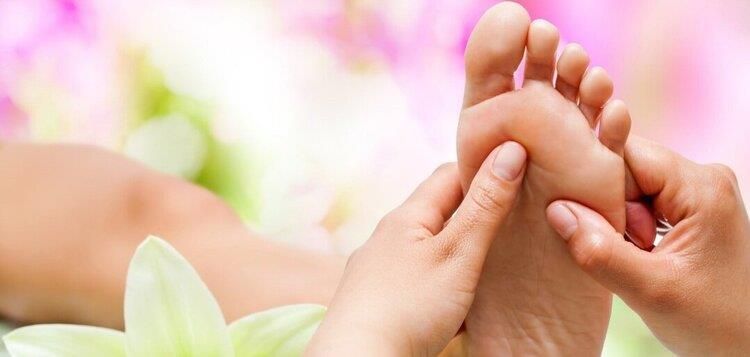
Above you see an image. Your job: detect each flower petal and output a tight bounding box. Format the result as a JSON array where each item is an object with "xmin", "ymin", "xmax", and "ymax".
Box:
[
  {"xmin": 0, "ymin": 322, "xmax": 12, "ymax": 356},
  {"xmin": 125, "ymin": 236, "xmax": 233, "ymax": 357},
  {"xmin": 3, "ymin": 324, "xmax": 125, "ymax": 357},
  {"xmin": 228, "ymin": 304, "xmax": 326, "ymax": 356}
]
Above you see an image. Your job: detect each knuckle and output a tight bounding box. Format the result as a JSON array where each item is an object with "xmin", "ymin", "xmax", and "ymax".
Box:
[
  {"xmin": 469, "ymin": 178, "xmax": 510, "ymax": 215},
  {"xmin": 572, "ymin": 232, "xmax": 613, "ymax": 274},
  {"xmin": 429, "ymin": 238, "xmax": 464, "ymax": 266},
  {"xmin": 702, "ymin": 164, "xmax": 740, "ymax": 206},
  {"xmin": 708, "ymin": 164, "xmax": 739, "ymax": 187}
]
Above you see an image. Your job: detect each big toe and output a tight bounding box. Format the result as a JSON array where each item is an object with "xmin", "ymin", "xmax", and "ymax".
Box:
[{"xmin": 463, "ymin": 2, "xmax": 530, "ymax": 108}]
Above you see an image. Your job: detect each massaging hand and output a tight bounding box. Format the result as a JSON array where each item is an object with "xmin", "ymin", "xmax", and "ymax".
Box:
[
  {"xmin": 306, "ymin": 142, "xmax": 527, "ymax": 356},
  {"xmin": 546, "ymin": 136, "xmax": 750, "ymax": 356}
]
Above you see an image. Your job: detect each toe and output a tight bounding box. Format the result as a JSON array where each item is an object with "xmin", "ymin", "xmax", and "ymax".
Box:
[
  {"xmin": 555, "ymin": 43, "xmax": 590, "ymax": 101},
  {"xmin": 523, "ymin": 19, "xmax": 560, "ymax": 86},
  {"xmin": 598, "ymin": 99, "xmax": 631, "ymax": 156},
  {"xmin": 578, "ymin": 67, "xmax": 614, "ymax": 127},
  {"xmin": 463, "ymin": 2, "xmax": 531, "ymax": 109}
]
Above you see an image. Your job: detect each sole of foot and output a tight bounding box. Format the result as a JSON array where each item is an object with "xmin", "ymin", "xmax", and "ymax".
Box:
[{"xmin": 458, "ymin": 2, "xmax": 632, "ymax": 355}]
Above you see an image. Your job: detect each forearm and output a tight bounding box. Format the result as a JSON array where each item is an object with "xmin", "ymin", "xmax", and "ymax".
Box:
[{"xmin": 0, "ymin": 142, "xmax": 345, "ymax": 328}]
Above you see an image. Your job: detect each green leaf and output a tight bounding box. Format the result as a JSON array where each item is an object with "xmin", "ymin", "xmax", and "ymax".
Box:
[
  {"xmin": 229, "ymin": 304, "xmax": 326, "ymax": 357},
  {"xmin": 3, "ymin": 324, "xmax": 125, "ymax": 357},
  {"xmin": 125, "ymin": 236, "xmax": 233, "ymax": 357}
]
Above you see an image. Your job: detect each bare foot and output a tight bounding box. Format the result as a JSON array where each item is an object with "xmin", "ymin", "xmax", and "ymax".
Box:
[
  {"xmin": 457, "ymin": 2, "xmax": 632, "ymax": 355},
  {"xmin": 0, "ymin": 143, "xmax": 345, "ymax": 328}
]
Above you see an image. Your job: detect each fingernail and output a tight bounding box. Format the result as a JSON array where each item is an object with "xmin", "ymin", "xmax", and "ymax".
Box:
[
  {"xmin": 547, "ymin": 203, "xmax": 578, "ymax": 240},
  {"xmin": 492, "ymin": 142, "xmax": 526, "ymax": 180}
]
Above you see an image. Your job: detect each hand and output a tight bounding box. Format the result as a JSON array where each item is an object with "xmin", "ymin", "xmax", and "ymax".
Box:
[
  {"xmin": 306, "ymin": 142, "xmax": 528, "ymax": 356},
  {"xmin": 545, "ymin": 136, "xmax": 750, "ymax": 356}
]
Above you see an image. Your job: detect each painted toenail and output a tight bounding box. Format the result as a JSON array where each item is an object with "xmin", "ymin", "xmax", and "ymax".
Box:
[
  {"xmin": 547, "ymin": 203, "xmax": 578, "ymax": 240},
  {"xmin": 492, "ymin": 142, "xmax": 526, "ymax": 180}
]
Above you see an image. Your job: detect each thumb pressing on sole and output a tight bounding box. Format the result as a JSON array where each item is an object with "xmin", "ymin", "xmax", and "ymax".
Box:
[{"xmin": 546, "ymin": 201, "xmax": 673, "ymax": 307}]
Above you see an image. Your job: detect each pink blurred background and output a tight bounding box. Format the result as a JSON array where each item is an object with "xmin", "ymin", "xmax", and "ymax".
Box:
[{"xmin": 1, "ymin": 0, "xmax": 748, "ymax": 354}]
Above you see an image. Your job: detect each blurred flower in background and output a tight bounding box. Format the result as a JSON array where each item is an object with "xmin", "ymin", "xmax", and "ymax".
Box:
[
  {"xmin": 1, "ymin": 0, "xmax": 749, "ymax": 354},
  {"xmin": 0, "ymin": 0, "xmax": 125, "ymax": 143}
]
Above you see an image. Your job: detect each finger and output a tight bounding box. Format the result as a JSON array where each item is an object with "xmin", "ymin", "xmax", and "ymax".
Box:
[
  {"xmin": 625, "ymin": 201, "xmax": 657, "ymax": 250},
  {"xmin": 623, "ymin": 139, "xmax": 658, "ymax": 248},
  {"xmin": 440, "ymin": 142, "xmax": 527, "ymax": 255},
  {"xmin": 625, "ymin": 164, "xmax": 642, "ymax": 201},
  {"xmin": 625, "ymin": 136, "xmax": 683, "ymax": 196},
  {"xmin": 546, "ymin": 200, "xmax": 677, "ymax": 307},
  {"xmin": 399, "ymin": 163, "xmax": 464, "ymax": 234},
  {"xmin": 625, "ymin": 136, "xmax": 702, "ymax": 224}
]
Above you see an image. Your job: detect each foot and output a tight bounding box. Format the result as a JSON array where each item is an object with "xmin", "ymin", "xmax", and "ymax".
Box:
[{"xmin": 457, "ymin": 2, "xmax": 632, "ymax": 355}]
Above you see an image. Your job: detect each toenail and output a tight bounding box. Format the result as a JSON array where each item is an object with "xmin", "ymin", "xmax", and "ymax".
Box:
[
  {"xmin": 547, "ymin": 203, "xmax": 578, "ymax": 240},
  {"xmin": 492, "ymin": 142, "xmax": 527, "ymax": 180}
]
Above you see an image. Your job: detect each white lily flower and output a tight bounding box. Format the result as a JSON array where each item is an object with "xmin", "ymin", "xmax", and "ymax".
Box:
[
  {"xmin": 3, "ymin": 325, "xmax": 126, "ymax": 357},
  {"xmin": 0, "ymin": 322, "xmax": 13, "ymax": 357},
  {"xmin": 2, "ymin": 236, "xmax": 325, "ymax": 357},
  {"xmin": 124, "ymin": 236, "xmax": 233, "ymax": 356},
  {"xmin": 229, "ymin": 304, "xmax": 326, "ymax": 356}
]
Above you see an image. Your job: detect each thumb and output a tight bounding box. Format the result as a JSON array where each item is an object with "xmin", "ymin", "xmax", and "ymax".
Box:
[
  {"xmin": 441, "ymin": 141, "xmax": 526, "ymax": 255},
  {"xmin": 546, "ymin": 200, "xmax": 674, "ymax": 306}
]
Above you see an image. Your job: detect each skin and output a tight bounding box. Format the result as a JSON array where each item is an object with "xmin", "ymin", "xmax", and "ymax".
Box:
[
  {"xmin": 2, "ymin": 7, "xmax": 729, "ymax": 356},
  {"xmin": 547, "ymin": 136, "xmax": 750, "ymax": 356},
  {"xmin": 0, "ymin": 142, "xmax": 346, "ymax": 328},
  {"xmin": 307, "ymin": 142, "xmax": 528, "ymax": 357},
  {"xmin": 458, "ymin": 2, "xmax": 632, "ymax": 355}
]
